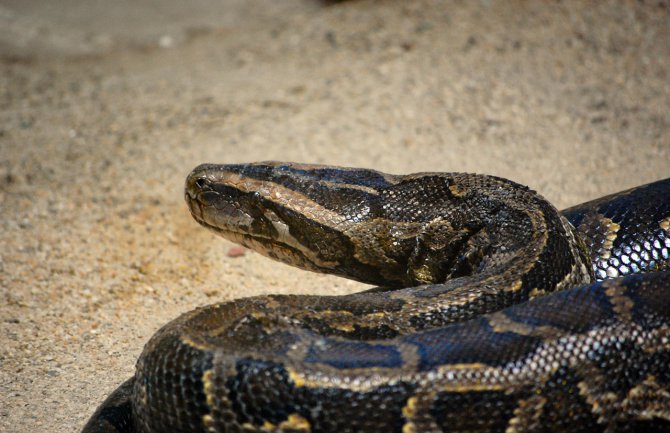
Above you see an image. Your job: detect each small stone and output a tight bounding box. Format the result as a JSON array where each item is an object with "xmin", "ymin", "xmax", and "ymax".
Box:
[
  {"xmin": 159, "ymin": 35, "xmax": 174, "ymax": 48},
  {"xmin": 226, "ymin": 246, "xmax": 247, "ymax": 258}
]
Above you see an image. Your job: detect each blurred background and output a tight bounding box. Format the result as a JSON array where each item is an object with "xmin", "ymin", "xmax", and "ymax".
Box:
[{"xmin": 1, "ymin": 1, "xmax": 668, "ymax": 431}]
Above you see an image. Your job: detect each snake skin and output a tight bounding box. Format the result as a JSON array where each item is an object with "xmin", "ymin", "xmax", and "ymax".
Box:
[{"xmin": 81, "ymin": 164, "xmax": 670, "ymax": 433}]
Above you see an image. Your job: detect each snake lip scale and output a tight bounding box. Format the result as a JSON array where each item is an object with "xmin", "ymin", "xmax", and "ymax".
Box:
[{"xmin": 82, "ymin": 162, "xmax": 670, "ymax": 433}]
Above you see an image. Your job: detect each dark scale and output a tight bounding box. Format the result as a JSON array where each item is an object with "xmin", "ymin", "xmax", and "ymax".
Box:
[
  {"xmin": 133, "ymin": 332, "xmax": 214, "ymax": 433},
  {"xmin": 537, "ymin": 367, "xmax": 601, "ymax": 433},
  {"xmin": 430, "ymin": 390, "xmax": 524, "ymax": 433},
  {"xmin": 563, "ymin": 178, "xmax": 670, "ymax": 280},
  {"xmin": 292, "ymin": 380, "xmax": 415, "ymax": 433}
]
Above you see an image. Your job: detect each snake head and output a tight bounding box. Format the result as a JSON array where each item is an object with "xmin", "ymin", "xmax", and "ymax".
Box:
[{"xmin": 185, "ymin": 161, "xmax": 425, "ymax": 286}]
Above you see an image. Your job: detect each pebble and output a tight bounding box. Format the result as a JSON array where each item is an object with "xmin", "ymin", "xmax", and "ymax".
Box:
[{"xmin": 226, "ymin": 246, "xmax": 247, "ymax": 258}]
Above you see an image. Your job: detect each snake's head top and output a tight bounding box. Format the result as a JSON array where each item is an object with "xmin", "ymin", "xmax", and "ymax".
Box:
[{"xmin": 185, "ymin": 161, "xmax": 423, "ymax": 286}]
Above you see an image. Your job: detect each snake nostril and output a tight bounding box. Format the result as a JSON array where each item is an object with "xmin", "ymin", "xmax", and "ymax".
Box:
[{"xmin": 194, "ymin": 177, "xmax": 208, "ymax": 189}]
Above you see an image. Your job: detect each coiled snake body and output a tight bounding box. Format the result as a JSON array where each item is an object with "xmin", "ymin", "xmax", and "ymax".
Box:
[{"xmin": 82, "ymin": 163, "xmax": 670, "ymax": 433}]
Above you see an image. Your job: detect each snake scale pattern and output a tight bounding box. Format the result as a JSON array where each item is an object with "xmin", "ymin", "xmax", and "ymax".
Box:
[{"xmin": 82, "ymin": 162, "xmax": 670, "ymax": 433}]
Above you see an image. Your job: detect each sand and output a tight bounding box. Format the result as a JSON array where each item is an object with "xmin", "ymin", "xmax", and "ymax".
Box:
[{"xmin": 1, "ymin": 1, "xmax": 669, "ymax": 431}]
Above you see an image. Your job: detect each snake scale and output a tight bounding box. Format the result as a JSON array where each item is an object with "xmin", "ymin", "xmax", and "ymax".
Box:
[{"xmin": 82, "ymin": 162, "xmax": 670, "ymax": 433}]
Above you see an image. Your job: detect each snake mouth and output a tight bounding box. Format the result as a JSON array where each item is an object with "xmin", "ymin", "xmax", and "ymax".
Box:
[
  {"xmin": 185, "ymin": 186, "xmax": 263, "ymax": 244},
  {"xmin": 185, "ymin": 165, "xmax": 261, "ymax": 236},
  {"xmin": 186, "ymin": 191, "xmax": 253, "ymax": 234},
  {"xmin": 185, "ymin": 177, "xmax": 340, "ymax": 273},
  {"xmin": 188, "ymin": 206, "xmax": 336, "ymax": 273}
]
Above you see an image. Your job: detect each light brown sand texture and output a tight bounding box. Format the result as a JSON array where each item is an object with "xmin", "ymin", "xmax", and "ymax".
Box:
[{"xmin": 1, "ymin": 1, "xmax": 669, "ymax": 432}]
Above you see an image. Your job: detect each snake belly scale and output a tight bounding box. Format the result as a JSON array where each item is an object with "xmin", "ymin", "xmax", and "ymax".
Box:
[{"xmin": 81, "ymin": 162, "xmax": 670, "ymax": 433}]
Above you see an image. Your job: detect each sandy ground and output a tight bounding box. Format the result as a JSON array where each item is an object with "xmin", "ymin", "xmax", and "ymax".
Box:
[{"xmin": 1, "ymin": 1, "xmax": 669, "ymax": 432}]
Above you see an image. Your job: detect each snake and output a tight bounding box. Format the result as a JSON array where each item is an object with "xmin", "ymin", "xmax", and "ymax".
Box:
[{"xmin": 81, "ymin": 162, "xmax": 670, "ymax": 433}]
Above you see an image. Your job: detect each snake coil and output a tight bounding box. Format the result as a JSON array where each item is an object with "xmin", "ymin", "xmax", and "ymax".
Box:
[{"xmin": 82, "ymin": 163, "xmax": 670, "ymax": 433}]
